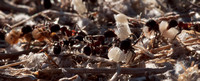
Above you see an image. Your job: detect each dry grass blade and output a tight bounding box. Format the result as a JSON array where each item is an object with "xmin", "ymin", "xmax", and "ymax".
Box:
[
  {"xmin": 10, "ymin": 10, "xmax": 45, "ymax": 29},
  {"xmin": 133, "ymin": 46, "xmax": 154, "ymax": 58},
  {"xmin": 0, "ymin": 48, "xmax": 40, "ymax": 60},
  {"xmin": 150, "ymin": 45, "xmax": 172, "ymax": 54},
  {"xmin": 158, "ymin": 11, "xmax": 195, "ymax": 21},
  {"xmin": 111, "ymin": 8, "xmax": 145, "ymax": 24},
  {"xmin": 179, "ymin": 62, "xmax": 187, "ymax": 71},
  {"xmin": 75, "ymin": 53, "xmax": 116, "ymax": 64},
  {"xmin": 0, "ymin": 61, "xmax": 26, "ymax": 69},
  {"xmin": 59, "ymin": 75, "xmax": 79, "ymax": 81},
  {"xmin": 10, "ymin": 9, "xmax": 78, "ymax": 29},
  {"xmin": 0, "ymin": 1, "xmax": 32, "ymax": 14},
  {"xmin": 44, "ymin": 52, "xmax": 59, "ymax": 68},
  {"xmin": 184, "ymin": 38, "xmax": 200, "ymax": 44}
]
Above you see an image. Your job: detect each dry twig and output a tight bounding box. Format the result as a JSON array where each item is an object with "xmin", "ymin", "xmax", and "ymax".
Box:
[
  {"xmin": 0, "ymin": 61, "xmax": 26, "ymax": 69},
  {"xmin": 37, "ymin": 65, "xmax": 172, "ymax": 76},
  {"xmin": 150, "ymin": 45, "xmax": 172, "ymax": 54},
  {"xmin": 110, "ymin": 65, "xmax": 121, "ymax": 81},
  {"xmin": 0, "ymin": 0, "xmax": 33, "ymax": 14},
  {"xmin": 10, "ymin": 10, "xmax": 78, "ymax": 29},
  {"xmin": 74, "ymin": 53, "xmax": 116, "ymax": 64},
  {"xmin": 0, "ymin": 48, "xmax": 40, "ymax": 60}
]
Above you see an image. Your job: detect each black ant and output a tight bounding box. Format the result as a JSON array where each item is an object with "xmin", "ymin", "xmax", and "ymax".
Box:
[
  {"xmin": 0, "ymin": 30, "xmax": 5, "ymax": 40},
  {"xmin": 50, "ymin": 24, "xmax": 60, "ymax": 33},
  {"xmin": 53, "ymin": 43, "xmax": 61, "ymax": 55},
  {"xmin": 103, "ymin": 29, "xmax": 117, "ymax": 38},
  {"xmin": 145, "ymin": 19, "xmax": 159, "ymax": 32},
  {"xmin": 43, "ymin": 0, "xmax": 52, "ymax": 9}
]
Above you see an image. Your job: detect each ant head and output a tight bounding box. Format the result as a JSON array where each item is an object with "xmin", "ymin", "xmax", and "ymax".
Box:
[
  {"xmin": 50, "ymin": 24, "xmax": 60, "ymax": 32},
  {"xmin": 168, "ymin": 19, "xmax": 178, "ymax": 29},
  {"xmin": 22, "ymin": 25, "xmax": 33, "ymax": 35},
  {"xmin": 104, "ymin": 29, "xmax": 117, "ymax": 38},
  {"xmin": 83, "ymin": 45, "xmax": 92, "ymax": 55},
  {"xmin": 75, "ymin": 35, "xmax": 84, "ymax": 41},
  {"xmin": 145, "ymin": 19, "xmax": 159, "ymax": 32},
  {"xmin": 43, "ymin": 0, "xmax": 52, "ymax": 9},
  {"xmin": 119, "ymin": 38, "xmax": 132, "ymax": 53}
]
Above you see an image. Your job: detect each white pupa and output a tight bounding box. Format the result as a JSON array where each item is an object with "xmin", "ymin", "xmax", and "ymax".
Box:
[
  {"xmin": 114, "ymin": 14, "xmax": 132, "ymax": 41},
  {"xmin": 159, "ymin": 21, "xmax": 179, "ymax": 40},
  {"xmin": 108, "ymin": 47, "xmax": 133, "ymax": 63},
  {"xmin": 108, "ymin": 47, "xmax": 125, "ymax": 62},
  {"xmin": 72, "ymin": 0, "xmax": 87, "ymax": 15}
]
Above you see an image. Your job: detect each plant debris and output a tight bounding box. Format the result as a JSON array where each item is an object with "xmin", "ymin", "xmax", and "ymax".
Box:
[{"xmin": 0, "ymin": 0, "xmax": 200, "ymax": 81}]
